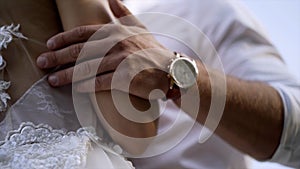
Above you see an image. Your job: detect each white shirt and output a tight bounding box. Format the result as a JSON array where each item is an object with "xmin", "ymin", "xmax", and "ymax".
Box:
[{"xmin": 124, "ymin": 0, "xmax": 300, "ymax": 168}]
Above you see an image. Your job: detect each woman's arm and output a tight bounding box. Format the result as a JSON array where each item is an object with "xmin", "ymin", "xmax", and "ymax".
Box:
[
  {"xmin": 56, "ymin": 0, "xmax": 111, "ymax": 31},
  {"xmin": 55, "ymin": 0, "xmax": 158, "ymax": 155}
]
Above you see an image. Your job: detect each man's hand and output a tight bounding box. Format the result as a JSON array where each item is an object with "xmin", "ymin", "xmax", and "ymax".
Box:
[{"xmin": 37, "ymin": 0, "xmax": 174, "ymax": 99}]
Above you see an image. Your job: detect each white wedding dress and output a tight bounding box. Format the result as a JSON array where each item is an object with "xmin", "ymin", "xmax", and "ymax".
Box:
[{"xmin": 0, "ymin": 24, "xmax": 134, "ymax": 169}]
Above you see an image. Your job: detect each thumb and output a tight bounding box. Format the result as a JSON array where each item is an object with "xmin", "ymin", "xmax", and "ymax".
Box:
[{"xmin": 108, "ymin": 0, "xmax": 145, "ymax": 27}]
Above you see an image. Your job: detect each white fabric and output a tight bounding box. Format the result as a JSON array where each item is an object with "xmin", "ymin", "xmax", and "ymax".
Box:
[
  {"xmin": 0, "ymin": 76, "xmax": 80, "ymax": 138},
  {"xmin": 0, "ymin": 81, "xmax": 10, "ymax": 112},
  {"xmin": 0, "ymin": 74, "xmax": 134, "ymax": 168},
  {"xmin": 0, "ymin": 122, "xmax": 134, "ymax": 169},
  {"xmin": 0, "ymin": 24, "xmax": 28, "ymax": 51},
  {"xmin": 124, "ymin": 0, "xmax": 300, "ymax": 168},
  {"xmin": 0, "ymin": 122, "xmax": 92, "ymax": 169}
]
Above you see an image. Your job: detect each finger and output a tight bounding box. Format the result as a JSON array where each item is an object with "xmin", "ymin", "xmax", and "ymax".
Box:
[
  {"xmin": 72, "ymin": 52, "xmax": 124, "ymax": 81},
  {"xmin": 48, "ymin": 53, "xmax": 122, "ymax": 86},
  {"xmin": 76, "ymin": 73, "xmax": 114, "ymax": 92},
  {"xmin": 48, "ymin": 58, "xmax": 100, "ymax": 87},
  {"xmin": 47, "ymin": 25, "xmax": 102, "ymax": 50},
  {"xmin": 48, "ymin": 66, "xmax": 74, "ymax": 87},
  {"xmin": 108, "ymin": 0, "xmax": 145, "ymax": 28},
  {"xmin": 37, "ymin": 43, "xmax": 84, "ymax": 68},
  {"xmin": 96, "ymin": 52, "xmax": 126, "ymax": 74},
  {"xmin": 37, "ymin": 38, "xmax": 113, "ymax": 69}
]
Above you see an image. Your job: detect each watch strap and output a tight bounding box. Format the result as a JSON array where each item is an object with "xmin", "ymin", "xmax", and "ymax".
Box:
[{"xmin": 166, "ymin": 82, "xmax": 182, "ymax": 100}]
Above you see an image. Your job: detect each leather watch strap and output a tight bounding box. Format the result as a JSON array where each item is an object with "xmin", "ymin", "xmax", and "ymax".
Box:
[{"xmin": 166, "ymin": 84, "xmax": 182, "ymax": 100}]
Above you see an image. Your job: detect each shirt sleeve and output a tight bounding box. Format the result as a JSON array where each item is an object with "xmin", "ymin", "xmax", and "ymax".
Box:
[
  {"xmin": 211, "ymin": 2, "xmax": 300, "ymax": 167},
  {"xmin": 270, "ymin": 80, "xmax": 300, "ymax": 168}
]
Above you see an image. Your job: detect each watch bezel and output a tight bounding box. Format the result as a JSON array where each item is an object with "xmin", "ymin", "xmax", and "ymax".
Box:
[{"xmin": 169, "ymin": 56, "xmax": 198, "ymax": 89}]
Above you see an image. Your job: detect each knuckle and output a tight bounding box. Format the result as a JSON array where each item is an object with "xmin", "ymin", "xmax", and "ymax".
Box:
[
  {"xmin": 80, "ymin": 63, "xmax": 92, "ymax": 76},
  {"xmin": 118, "ymin": 40, "xmax": 128, "ymax": 50},
  {"xmin": 119, "ymin": 52, "xmax": 128, "ymax": 61},
  {"xmin": 100, "ymin": 24, "xmax": 115, "ymax": 37},
  {"xmin": 76, "ymin": 26, "xmax": 87, "ymax": 38},
  {"xmin": 95, "ymin": 76, "xmax": 102, "ymax": 89},
  {"xmin": 59, "ymin": 33, "xmax": 67, "ymax": 45},
  {"xmin": 99, "ymin": 25, "xmax": 109, "ymax": 34},
  {"xmin": 114, "ymin": 25, "xmax": 123, "ymax": 32},
  {"xmin": 111, "ymin": 37, "xmax": 122, "ymax": 48},
  {"xmin": 62, "ymin": 69, "xmax": 73, "ymax": 84},
  {"xmin": 49, "ymin": 52, "xmax": 58, "ymax": 65},
  {"xmin": 111, "ymin": 24, "xmax": 125, "ymax": 34},
  {"xmin": 69, "ymin": 44, "xmax": 82, "ymax": 59}
]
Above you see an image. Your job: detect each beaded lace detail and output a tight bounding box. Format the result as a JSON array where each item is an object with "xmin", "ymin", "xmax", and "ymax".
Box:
[
  {"xmin": 0, "ymin": 24, "xmax": 27, "ymax": 52},
  {"xmin": 0, "ymin": 24, "xmax": 28, "ymax": 112},
  {"xmin": 0, "ymin": 122, "xmax": 92, "ymax": 169},
  {"xmin": 0, "ymin": 76, "xmax": 134, "ymax": 168},
  {"xmin": 0, "ymin": 122, "xmax": 132, "ymax": 169},
  {"xmin": 0, "ymin": 76, "xmax": 80, "ymax": 140},
  {"xmin": 0, "ymin": 81, "xmax": 10, "ymax": 112}
]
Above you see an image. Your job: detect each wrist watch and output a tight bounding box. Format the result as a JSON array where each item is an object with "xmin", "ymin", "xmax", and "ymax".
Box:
[{"xmin": 166, "ymin": 52, "xmax": 199, "ymax": 100}]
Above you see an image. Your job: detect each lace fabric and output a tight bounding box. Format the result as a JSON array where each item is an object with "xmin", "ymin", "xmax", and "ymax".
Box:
[
  {"xmin": 0, "ymin": 122, "xmax": 134, "ymax": 169},
  {"xmin": 0, "ymin": 76, "xmax": 81, "ymax": 139},
  {"xmin": 0, "ymin": 76, "xmax": 135, "ymax": 168},
  {"xmin": 0, "ymin": 24, "xmax": 28, "ymax": 112},
  {"xmin": 0, "ymin": 122, "xmax": 91, "ymax": 169},
  {"xmin": 0, "ymin": 23, "xmax": 134, "ymax": 169}
]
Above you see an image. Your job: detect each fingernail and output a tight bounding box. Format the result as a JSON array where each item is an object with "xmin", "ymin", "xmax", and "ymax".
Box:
[
  {"xmin": 48, "ymin": 75, "xmax": 58, "ymax": 86},
  {"xmin": 37, "ymin": 56, "xmax": 47, "ymax": 68},
  {"xmin": 47, "ymin": 39, "xmax": 55, "ymax": 49}
]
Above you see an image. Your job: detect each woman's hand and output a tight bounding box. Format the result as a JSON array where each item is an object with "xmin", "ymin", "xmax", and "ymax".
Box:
[{"xmin": 37, "ymin": 0, "xmax": 174, "ymax": 100}]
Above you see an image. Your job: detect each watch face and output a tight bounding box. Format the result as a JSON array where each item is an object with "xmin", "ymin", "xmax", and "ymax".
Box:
[{"xmin": 170, "ymin": 58, "xmax": 198, "ymax": 88}]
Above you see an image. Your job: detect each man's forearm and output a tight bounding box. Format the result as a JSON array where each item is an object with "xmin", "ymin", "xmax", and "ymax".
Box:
[{"xmin": 175, "ymin": 61, "xmax": 284, "ymax": 160}]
